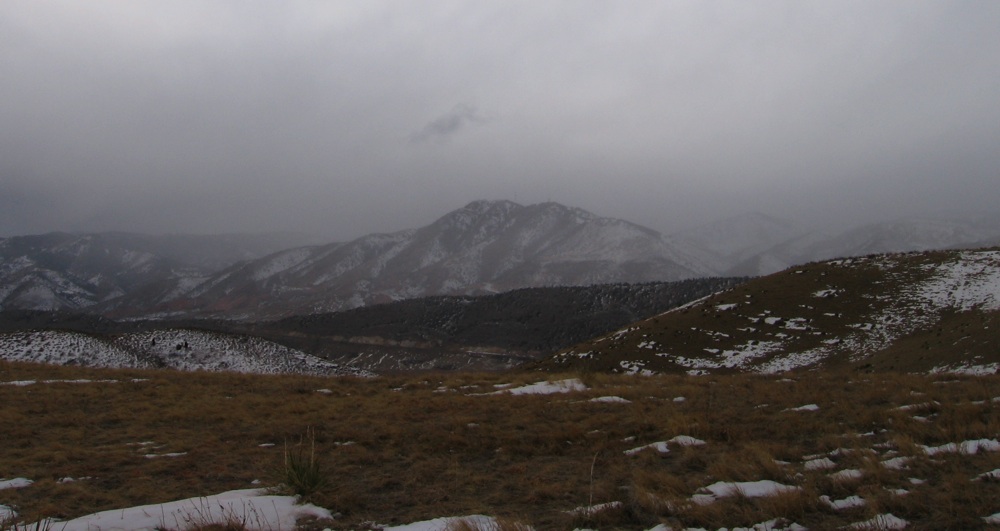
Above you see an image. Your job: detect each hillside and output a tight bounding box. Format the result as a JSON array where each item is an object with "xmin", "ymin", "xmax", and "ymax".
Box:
[
  {"xmin": 0, "ymin": 328, "xmax": 369, "ymax": 377},
  {"xmin": 544, "ymin": 248, "xmax": 1000, "ymax": 375},
  {"xmin": 254, "ymin": 277, "xmax": 745, "ymax": 372},
  {"xmin": 0, "ymin": 278, "xmax": 745, "ymax": 375}
]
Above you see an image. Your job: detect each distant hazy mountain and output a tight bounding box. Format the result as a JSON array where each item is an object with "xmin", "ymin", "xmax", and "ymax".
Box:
[
  {"xmin": 0, "ymin": 232, "xmax": 312, "ymax": 313},
  {"xmin": 668, "ymin": 213, "xmax": 818, "ymax": 276},
  {"xmin": 670, "ymin": 214, "xmax": 1000, "ymax": 277},
  {"xmin": 154, "ymin": 200, "xmax": 702, "ymax": 319},
  {"xmin": 808, "ymin": 218, "xmax": 995, "ymax": 261}
]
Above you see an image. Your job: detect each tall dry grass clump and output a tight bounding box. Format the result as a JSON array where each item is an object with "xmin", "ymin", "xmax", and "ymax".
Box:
[{"xmin": 280, "ymin": 427, "xmax": 328, "ymax": 500}]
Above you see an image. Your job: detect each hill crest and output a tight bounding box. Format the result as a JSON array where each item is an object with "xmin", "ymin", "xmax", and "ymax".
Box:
[{"xmin": 544, "ymin": 248, "xmax": 1000, "ymax": 375}]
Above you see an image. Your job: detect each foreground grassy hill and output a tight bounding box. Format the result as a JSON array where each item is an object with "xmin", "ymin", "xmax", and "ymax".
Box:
[
  {"xmin": 2, "ymin": 361, "xmax": 1000, "ymax": 529},
  {"xmin": 543, "ymin": 249, "xmax": 1000, "ymax": 376}
]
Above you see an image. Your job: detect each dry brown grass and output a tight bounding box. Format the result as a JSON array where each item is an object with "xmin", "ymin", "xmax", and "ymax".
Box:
[{"xmin": 2, "ymin": 363, "xmax": 1000, "ymax": 529}]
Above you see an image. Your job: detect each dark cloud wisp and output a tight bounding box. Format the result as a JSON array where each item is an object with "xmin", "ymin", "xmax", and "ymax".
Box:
[{"xmin": 409, "ymin": 104, "xmax": 488, "ymax": 144}]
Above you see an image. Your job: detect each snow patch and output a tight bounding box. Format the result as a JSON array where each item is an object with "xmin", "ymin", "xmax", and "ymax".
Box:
[
  {"xmin": 493, "ymin": 379, "xmax": 588, "ymax": 396},
  {"xmin": 0, "ymin": 477, "xmax": 32, "ymax": 490},
  {"xmin": 693, "ymin": 480, "xmax": 800, "ymax": 504},
  {"xmin": 820, "ymin": 494, "xmax": 866, "ymax": 510},
  {"xmin": 624, "ymin": 441, "xmax": 670, "ymax": 456},
  {"xmin": 920, "ymin": 438, "xmax": 1000, "ymax": 456},
  {"xmin": 847, "ymin": 513, "xmax": 908, "ymax": 530},
  {"xmin": 17, "ymin": 488, "xmax": 332, "ymax": 531}
]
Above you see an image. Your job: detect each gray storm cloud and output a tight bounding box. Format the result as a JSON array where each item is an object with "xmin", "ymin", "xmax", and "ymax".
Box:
[{"xmin": 1, "ymin": 1, "xmax": 999, "ymax": 239}]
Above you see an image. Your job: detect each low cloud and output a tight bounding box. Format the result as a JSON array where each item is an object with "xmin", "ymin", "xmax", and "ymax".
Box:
[{"xmin": 409, "ymin": 104, "xmax": 487, "ymax": 144}]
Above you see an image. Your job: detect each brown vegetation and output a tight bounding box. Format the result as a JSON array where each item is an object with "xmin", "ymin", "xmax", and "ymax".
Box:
[{"xmin": 2, "ymin": 361, "xmax": 1000, "ymax": 529}]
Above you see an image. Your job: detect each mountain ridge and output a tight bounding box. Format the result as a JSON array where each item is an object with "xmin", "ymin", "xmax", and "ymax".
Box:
[
  {"xmin": 2, "ymin": 200, "xmax": 1000, "ymax": 320},
  {"xmin": 118, "ymin": 200, "xmax": 701, "ymax": 319}
]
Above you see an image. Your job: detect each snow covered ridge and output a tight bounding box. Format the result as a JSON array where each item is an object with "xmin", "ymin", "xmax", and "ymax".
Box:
[
  {"xmin": 549, "ymin": 249, "xmax": 1000, "ymax": 375},
  {"xmin": 0, "ymin": 329, "xmax": 372, "ymax": 377}
]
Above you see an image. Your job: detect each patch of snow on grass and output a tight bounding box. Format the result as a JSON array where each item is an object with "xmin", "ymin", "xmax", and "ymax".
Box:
[
  {"xmin": 566, "ymin": 501, "xmax": 623, "ymax": 517},
  {"xmin": 820, "ymin": 494, "xmax": 866, "ymax": 510},
  {"xmin": 0, "ymin": 478, "xmax": 32, "ymax": 490},
  {"xmin": 624, "ymin": 442, "xmax": 670, "ymax": 456},
  {"xmin": 671, "ymin": 340, "xmax": 785, "ymax": 371},
  {"xmin": 619, "ymin": 360, "xmax": 655, "ymax": 375},
  {"xmin": 974, "ymin": 468, "xmax": 1000, "ymax": 481},
  {"xmin": 929, "ymin": 362, "xmax": 999, "ymax": 376},
  {"xmin": 384, "ymin": 515, "xmax": 508, "ymax": 531},
  {"xmin": 847, "ymin": 513, "xmax": 908, "ymax": 529},
  {"xmin": 921, "ymin": 438, "xmax": 1000, "ymax": 455},
  {"xmin": 496, "ymin": 379, "xmax": 588, "ymax": 396},
  {"xmin": 919, "ymin": 251, "xmax": 1000, "ymax": 311},
  {"xmin": 144, "ymin": 452, "xmax": 188, "ymax": 459},
  {"xmin": 881, "ymin": 456, "xmax": 912, "ymax": 470},
  {"xmin": 829, "ymin": 469, "xmax": 864, "ymax": 482},
  {"xmin": 19, "ymin": 488, "xmax": 331, "ymax": 531},
  {"xmin": 695, "ymin": 480, "xmax": 800, "ymax": 502},
  {"xmin": 804, "ymin": 457, "xmax": 836, "ymax": 471},
  {"xmin": 757, "ymin": 348, "xmax": 828, "ymax": 374},
  {"xmin": 668, "ymin": 435, "xmax": 706, "ymax": 446},
  {"xmin": 733, "ymin": 519, "xmax": 807, "ymax": 530},
  {"xmin": 0, "ymin": 379, "xmax": 120, "ymax": 386},
  {"xmin": 589, "ymin": 396, "xmax": 631, "ymax": 404}
]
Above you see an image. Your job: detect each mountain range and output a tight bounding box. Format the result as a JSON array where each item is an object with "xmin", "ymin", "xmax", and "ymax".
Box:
[{"xmin": 2, "ymin": 200, "xmax": 999, "ymax": 320}]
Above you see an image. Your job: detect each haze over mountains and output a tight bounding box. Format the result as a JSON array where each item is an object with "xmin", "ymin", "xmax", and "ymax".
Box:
[{"xmin": 2, "ymin": 200, "xmax": 999, "ymax": 320}]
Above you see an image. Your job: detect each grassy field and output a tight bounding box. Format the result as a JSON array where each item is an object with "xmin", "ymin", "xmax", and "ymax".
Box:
[{"xmin": 2, "ymin": 361, "xmax": 1000, "ymax": 529}]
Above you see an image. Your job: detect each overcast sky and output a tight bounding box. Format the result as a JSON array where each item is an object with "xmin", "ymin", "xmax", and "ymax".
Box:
[{"xmin": 2, "ymin": 1, "xmax": 999, "ymax": 240}]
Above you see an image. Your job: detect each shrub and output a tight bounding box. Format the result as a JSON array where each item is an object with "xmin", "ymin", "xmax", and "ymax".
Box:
[{"xmin": 281, "ymin": 427, "xmax": 328, "ymax": 500}]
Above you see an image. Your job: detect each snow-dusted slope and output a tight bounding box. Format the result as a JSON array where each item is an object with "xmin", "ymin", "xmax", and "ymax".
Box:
[
  {"xmin": 0, "ymin": 329, "xmax": 371, "ymax": 376},
  {"xmin": 0, "ymin": 330, "xmax": 153, "ymax": 369},
  {"xmin": 547, "ymin": 249, "xmax": 1000, "ymax": 375}
]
